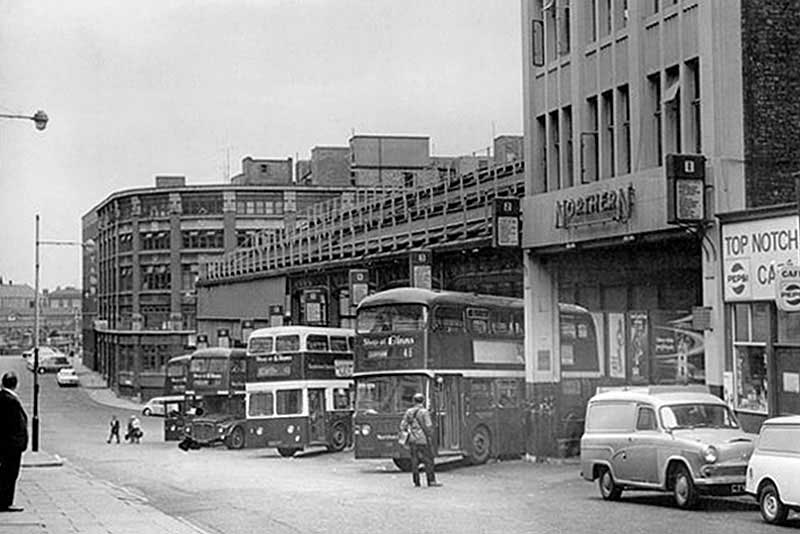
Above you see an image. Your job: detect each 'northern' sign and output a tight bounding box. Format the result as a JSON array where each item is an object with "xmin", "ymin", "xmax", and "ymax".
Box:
[{"xmin": 722, "ymin": 215, "xmax": 800, "ymax": 302}]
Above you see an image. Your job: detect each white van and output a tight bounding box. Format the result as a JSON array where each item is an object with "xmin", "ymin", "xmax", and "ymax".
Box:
[{"xmin": 745, "ymin": 415, "xmax": 800, "ymax": 524}]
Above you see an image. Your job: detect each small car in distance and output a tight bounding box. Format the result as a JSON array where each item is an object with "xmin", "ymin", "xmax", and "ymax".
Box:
[
  {"xmin": 56, "ymin": 368, "xmax": 79, "ymax": 387},
  {"xmin": 745, "ymin": 415, "xmax": 800, "ymax": 524},
  {"xmin": 142, "ymin": 395, "xmax": 184, "ymax": 417},
  {"xmin": 580, "ymin": 385, "xmax": 756, "ymax": 509}
]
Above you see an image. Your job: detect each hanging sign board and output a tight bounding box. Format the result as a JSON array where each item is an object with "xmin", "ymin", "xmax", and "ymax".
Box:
[
  {"xmin": 776, "ymin": 261, "xmax": 800, "ymax": 312},
  {"xmin": 666, "ymin": 154, "xmax": 706, "ymax": 224}
]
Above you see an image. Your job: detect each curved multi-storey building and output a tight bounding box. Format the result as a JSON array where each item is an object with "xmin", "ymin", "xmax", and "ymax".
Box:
[{"xmin": 82, "ymin": 171, "xmax": 360, "ymax": 399}]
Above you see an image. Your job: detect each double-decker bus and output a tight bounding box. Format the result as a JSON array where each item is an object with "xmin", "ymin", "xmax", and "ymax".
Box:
[
  {"xmin": 182, "ymin": 347, "xmax": 248, "ymax": 449},
  {"xmin": 244, "ymin": 326, "xmax": 355, "ymax": 457},
  {"xmin": 163, "ymin": 354, "xmax": 191, "ymax": 441},
  {"xmin": 352, "ymin": 288, "xmax": 526, "ymax": 471}
]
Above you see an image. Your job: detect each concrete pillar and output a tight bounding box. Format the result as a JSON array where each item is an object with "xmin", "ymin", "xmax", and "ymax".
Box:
[
  {"xmin": 702, "ymin": 222, "xmax": 725, "ymax": 398},
  {"xmin": 223, "ymin": 191, "xmax": 237, "ymax": 254},
  {"xmin": 169, "ymin": 193, "xmax": 182, "ymax": 328}
]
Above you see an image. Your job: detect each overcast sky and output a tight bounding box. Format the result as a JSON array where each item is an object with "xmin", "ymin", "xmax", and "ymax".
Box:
[{"xmin": 0, "ymin": 0, "xmax": 522, "ymax": 290}]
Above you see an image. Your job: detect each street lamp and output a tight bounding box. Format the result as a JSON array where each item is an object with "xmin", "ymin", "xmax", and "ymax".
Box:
[
  {"xmin": 32, "ymin": 215, "xmax": 92, "ymax": 451},
  {"xmin": 0, "ymin": 110, "xmax": 49, "ymax": 131}
]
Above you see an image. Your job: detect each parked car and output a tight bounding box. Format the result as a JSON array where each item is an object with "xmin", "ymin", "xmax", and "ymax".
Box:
[
  {"xmin": 142, "ymin": 395, "xmax": 184, "ymax": 417},
  {"xmin": 56, "ymin": 368, "xmax": 79, "ymax": 387},
  {"xmin": 745, "ymin": 415, "xmax": 800, "ymax": 524},
  {"xmin": 580, "ymin": 385, "xmax": 756, "ymax": 509}
]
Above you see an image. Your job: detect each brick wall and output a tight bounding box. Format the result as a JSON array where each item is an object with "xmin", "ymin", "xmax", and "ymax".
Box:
[{"xmin": 741, "ymin": 0, "xmax": 800, "ymax": 207}]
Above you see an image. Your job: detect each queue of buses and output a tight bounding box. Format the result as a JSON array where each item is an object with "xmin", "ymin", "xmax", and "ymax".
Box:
[{"xmin": 161, "ymin": 287, "xmax": 584, "ymax": 469}]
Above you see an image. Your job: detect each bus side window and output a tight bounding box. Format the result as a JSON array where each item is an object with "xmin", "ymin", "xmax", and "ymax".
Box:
[
  {"xmin": 495, "ymin": 379, "xmax": 520, "ymax": 408},
  {"xmin": 433, "ymin": 306, "xmax": 464, "ymax": 333},
  {"xmin": 469, "ymin": 379, "xmax": 493, "ymax": 411}
]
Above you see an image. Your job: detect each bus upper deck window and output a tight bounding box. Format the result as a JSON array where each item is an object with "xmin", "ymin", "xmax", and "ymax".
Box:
[
  {"xmin": 307, "ymin": 335, "xmax": 329, "ymax": 351},
  {"xmin": 330, "ymin": 336, "xmax": 349, "ymax": 352}
]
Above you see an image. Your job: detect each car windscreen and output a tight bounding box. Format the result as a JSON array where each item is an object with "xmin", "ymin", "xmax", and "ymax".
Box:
[{"xmin": 659, "ymin": 403, "xmax": 739, "ymax": 430}]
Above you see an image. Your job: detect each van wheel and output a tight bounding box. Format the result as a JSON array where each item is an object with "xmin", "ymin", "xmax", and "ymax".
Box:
[
  {"xmin": 672, "ymin": 465, "xmax": 698, "ymax": 509},
  {"xmin": 326, "ymin": 423, "xmax": 347, "ymax": 452},
  {"xmin": 760, "ymin": 483, "xmax": 789, "ymax": 524},
  {"xmin": 38, "ymin": 367, "xmax": 46, "ymax": 374},
  {"xmin": 142, "ymin": 408, "xmax": 152, "ymax": 417},
  {"xmin": 277, "ymin": 447, "xmax": 297, "ymax": 458},
  {"xmin": 393, "ymin": 458, "xmax": 412, "ymax": 472},
  {"xmin": 467, "ymin": 426, "xmax": 491, "ymax": 465},
  {"xmin": 598, "ymin": 468, "xmax": 622, "ymax": 501},
  {"xmin": 227, "ymin": 426, "xmax": 245, "ymax": 450}
]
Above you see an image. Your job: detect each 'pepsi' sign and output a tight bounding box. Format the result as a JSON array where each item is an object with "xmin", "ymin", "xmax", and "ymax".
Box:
[{"xmin": 776, "ymin": 262, "xmax": 800, "ymax": 312}]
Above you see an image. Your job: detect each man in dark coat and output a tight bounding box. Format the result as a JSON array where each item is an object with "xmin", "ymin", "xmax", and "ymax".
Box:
[
  {"xmin": 399, "ymin": 393, "xmax": 442, "ymax": 488},
  {"xmin": 0, "ymin": 371, "xmax": 28, "ymax": 512}
]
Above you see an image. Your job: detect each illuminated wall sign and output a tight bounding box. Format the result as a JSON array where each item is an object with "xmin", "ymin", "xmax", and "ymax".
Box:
[
  {"xmin": 493, "ymin": 197, "xmax": 520, "ymax": 247},
  {"xmin": 554, "ymin": 185, "xmax": 635, "ymax": 229},
  {"xmin": 349, "ymin": 269, "xmax": 369, "ymax": 306},
  {"xmin": 409, "ymin": 250, "xmax": 432, "ymax": 290},
  {"xmin": 722, "ymin": 215, "xmax": 800, "ymax": 301},
  {"xmin": 666, "ymin": 154, "xmax": 706, "ymax": 224}
]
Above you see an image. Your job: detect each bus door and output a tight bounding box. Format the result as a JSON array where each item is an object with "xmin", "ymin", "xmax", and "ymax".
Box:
[
  {"xmin": 163, "ymin": 399, "xmax": 186, "ymax": 441},
  {"xmin": 494, "ymin": 379, "xmax": 524, "ymax": 456},
  {"xmin": 434, "ymin": 375, "xmax": 462, "ymax": 453},
  {"xmin": 308, "ymin": 388, "xmax": 327, "ymax": 443}
]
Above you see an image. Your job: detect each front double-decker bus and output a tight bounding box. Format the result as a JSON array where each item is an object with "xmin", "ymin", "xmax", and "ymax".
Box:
[
  {"xmin": 353, "ymin": 288, "xmax": 526, "ymax": 471},
  {"xmin": 183, "ymin": 347, "xmax": 248, "ymax": 449},
  {"xmin": 245, "ymin": 326, "xmax": 355, "ymax": 457},
  {"xmin": 163, "ymin": 354, "xmax": 191, "ymax": 441}
]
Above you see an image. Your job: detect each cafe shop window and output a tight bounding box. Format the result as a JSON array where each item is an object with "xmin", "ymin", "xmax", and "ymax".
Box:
[{"xmin": 731, "ymin": 302, "xmax": 769, "ymax": 414}]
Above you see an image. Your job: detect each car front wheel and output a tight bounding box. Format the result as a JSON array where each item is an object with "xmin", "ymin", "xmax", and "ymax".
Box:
[
  {"xmin": 672, "ymin": 465, "xmax": 697, "ymax": 509},
  {"xmin": 598, "ymin": 468, "xmax": 622, "ymax": 501},
  {"xmin": 142, "ymin": 408, "xmax": 152, "ymax": 416},
  {"xmin": 760, "ymin": 483, "xmax": 789, "ymax": 524}
]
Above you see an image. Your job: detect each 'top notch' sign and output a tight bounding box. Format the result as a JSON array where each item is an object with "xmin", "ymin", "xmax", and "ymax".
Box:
[{"xmin": 722, "ymin": 215, "xmax": 800, "ymax": 302}]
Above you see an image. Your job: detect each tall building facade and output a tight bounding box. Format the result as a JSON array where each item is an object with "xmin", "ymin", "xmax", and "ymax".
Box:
[
  {"xmin": 521, "ymin": 0, "xmax": 800, "ymax": 453},
  {"xmin": 82, "ymin": 173, "xmax": 362, "ymax": 400}
]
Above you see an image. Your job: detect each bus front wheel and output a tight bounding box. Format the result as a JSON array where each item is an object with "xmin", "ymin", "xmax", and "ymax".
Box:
[
  {"xmin": 467, "ymin": 426, "xmax": 491, "ymax": 465},
  {"xmin": 393, "ymin": 458, "xmax": 412, "ymax": 472},
  {"xmin": 326, "ymin": 423, "xmax": 348, "ymax": 453},
  {"xmin": 226, "ymin": 426, "xmax": 245, "ymax": 450},
  {"xmin": 277, "ymin": 447, "xmax": 297, "ymax": 458}
]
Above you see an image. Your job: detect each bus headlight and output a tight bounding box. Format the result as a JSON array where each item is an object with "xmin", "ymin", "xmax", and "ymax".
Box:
[
  {"xmin": 360, "ymin": 424, "xmax": 371, "ymax": 436},
  {"xmin": 218, "ymin": 427, "xmax": 225, "ymax": 434},
  {"xmin": 287, "ymin": 425, "xmax": 295, "ymax": 434},
  {"xmin": 703, "ymin": 445, "xmax": 718, "ymax": 464},
  {"xmin": 256, "ymin": 427, "xmax": 263, "ymax": 436}
]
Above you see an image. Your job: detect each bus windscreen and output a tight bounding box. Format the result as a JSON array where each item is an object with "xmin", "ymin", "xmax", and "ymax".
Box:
[{"xmin": 355, "ymin": 375, "xmax": 426, "ymax": 414}]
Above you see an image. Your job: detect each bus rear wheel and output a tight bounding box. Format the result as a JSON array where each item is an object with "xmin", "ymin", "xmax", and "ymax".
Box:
[
  {"xmin": 393, "ymin": 458, "xmax": 412, "ymax": 472},
  {"xmin": 226, "ymin": 426, "xmax": 245, "ymax": 450},
  {"xmin": 277, "ymin": 447, "xmax": 297, "ymax": 458},
  {"xmin": 326, "ymin": 423, "xmax": 348, "ymax": 453},
  {"xmin": 467, "ymin": 426, "xmax": 491, "ymax": 465}
]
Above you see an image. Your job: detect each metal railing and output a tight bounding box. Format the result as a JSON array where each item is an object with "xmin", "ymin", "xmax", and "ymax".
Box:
[{"xmin": 201, "ymin": 160, "xmax": 525, "ymax": 282}]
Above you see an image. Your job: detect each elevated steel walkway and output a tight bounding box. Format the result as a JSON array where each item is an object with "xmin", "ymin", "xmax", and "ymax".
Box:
[{"xmin": 201, "ymin": 160, "xmax": 524, "ymax": 283}]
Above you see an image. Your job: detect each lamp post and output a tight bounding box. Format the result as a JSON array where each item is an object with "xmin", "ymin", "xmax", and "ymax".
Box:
[
  {"xmin": 0, "ymin": 110, "xmax": 49, "ymax": 130},
  {"xmin": 32, "ymin": 215, "xmax": 91, "ymax": 451}
]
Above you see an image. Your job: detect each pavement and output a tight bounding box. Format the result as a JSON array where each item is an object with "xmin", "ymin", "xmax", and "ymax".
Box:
[{"xmin": 7, "ymin": 359, "xmax": 206, "ymax": 534}]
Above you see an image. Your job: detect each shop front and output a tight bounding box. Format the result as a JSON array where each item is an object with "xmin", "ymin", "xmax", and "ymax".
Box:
[
  {"xmin": 522, "ymin": 171, "xmax": 708, "ymax": 455},
  {"xmin": 720, "ymin": 207, "xmax": 800, "ymax": 432}
]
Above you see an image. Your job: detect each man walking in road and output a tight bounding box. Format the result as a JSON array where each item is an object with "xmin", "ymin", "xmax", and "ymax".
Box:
[
  {"xmin": 107, "ymin": 415, "xmax": 120, "ymax": 444},
  {"xmin": 400, "ymin": 393, "xmax": 442, "ymax": 488},
  {"xmin": 0, "ymin": 371, "xmax": 28, "ymax": 512}
]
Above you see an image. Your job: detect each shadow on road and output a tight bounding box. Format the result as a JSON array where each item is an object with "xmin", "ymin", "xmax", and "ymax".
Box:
[{"xmin": 593, "ymin": 492, "xmax": 760, "ymax": 513}]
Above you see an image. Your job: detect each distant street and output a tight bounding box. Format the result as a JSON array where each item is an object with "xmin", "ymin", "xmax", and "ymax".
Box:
[{"xmin": 1, "ymin": 356, "xmax": 790, "ymax": 534}]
